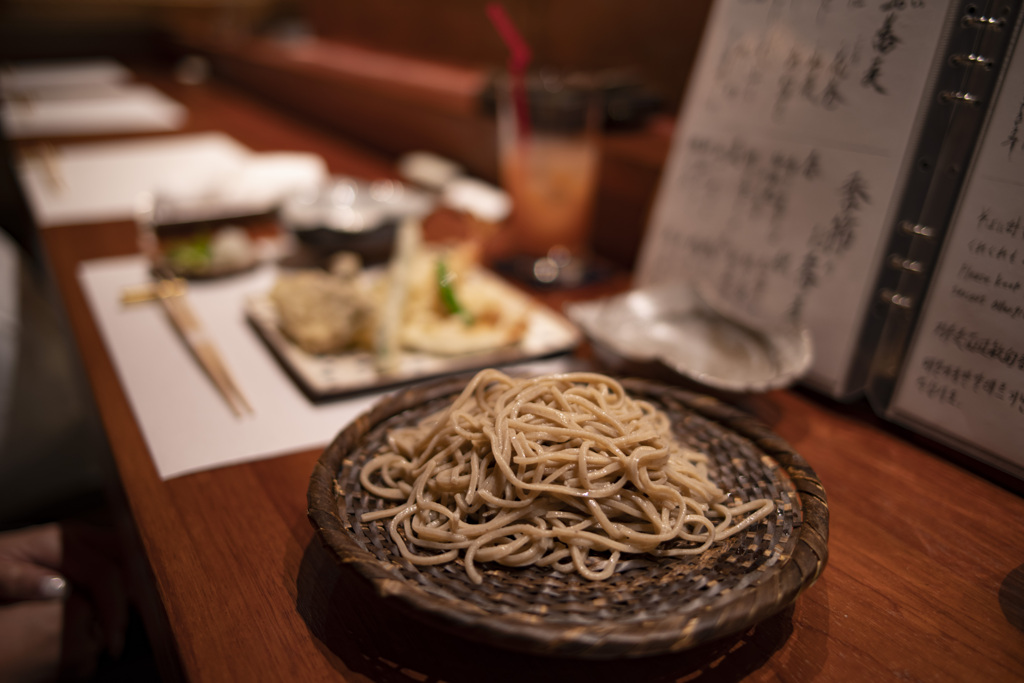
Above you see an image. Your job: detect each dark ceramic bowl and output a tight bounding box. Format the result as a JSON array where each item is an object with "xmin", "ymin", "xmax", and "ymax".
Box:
[{"xmin": 280, "ymin": 176, "xmax": 435, "ymax": 265}]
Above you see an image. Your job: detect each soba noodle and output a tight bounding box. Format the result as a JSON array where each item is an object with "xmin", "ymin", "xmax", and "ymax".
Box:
[{"xmin": 359, "ymin": 369, "xmax": 774, "ymax": 583}]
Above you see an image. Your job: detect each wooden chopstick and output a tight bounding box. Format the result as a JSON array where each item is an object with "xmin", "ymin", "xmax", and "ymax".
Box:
[{"xmin": 148, "ymin": 274, "xmax": 254, "ymax": 417}]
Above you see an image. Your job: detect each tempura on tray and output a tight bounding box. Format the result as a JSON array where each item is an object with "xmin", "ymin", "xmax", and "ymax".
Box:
[{"xmin": 268, "ymin": 219, "xmax": 531, "ymax": 367}]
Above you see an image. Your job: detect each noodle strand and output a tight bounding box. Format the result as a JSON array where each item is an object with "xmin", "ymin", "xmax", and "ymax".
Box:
[{"xmin": 358, "ymin": 370, "xmax": 773, "ymax": 583}]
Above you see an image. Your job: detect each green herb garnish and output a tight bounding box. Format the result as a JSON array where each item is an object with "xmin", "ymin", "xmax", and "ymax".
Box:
[
  {"xmin": 165, "ymin": 233, "xmax": 212, "ymax": 274},
  {"xmin": 437, "ymin": 259, "xmax": 474, "ymax": 325}
]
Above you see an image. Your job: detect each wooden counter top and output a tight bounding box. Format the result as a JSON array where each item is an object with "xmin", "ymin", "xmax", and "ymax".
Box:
[{"xmin": 24, "ymin": 65, "xmax": 1024, "ymax": 683}]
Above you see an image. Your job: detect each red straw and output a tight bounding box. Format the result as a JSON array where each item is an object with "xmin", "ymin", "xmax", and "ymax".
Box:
[{"xmin": 486, "ymin": 2, "xmax": 532, "ymax": 136}]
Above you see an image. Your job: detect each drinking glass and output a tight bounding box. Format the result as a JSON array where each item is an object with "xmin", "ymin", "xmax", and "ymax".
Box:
[{"xmin": 494, "ymin": 69, "xmax": 604, "ymax": 287}]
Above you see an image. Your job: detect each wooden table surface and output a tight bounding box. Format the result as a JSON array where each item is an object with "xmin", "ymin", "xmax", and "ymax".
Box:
[{"xmin": 27, "ymin": 67, "xmax": 1024, "ymax": 683}]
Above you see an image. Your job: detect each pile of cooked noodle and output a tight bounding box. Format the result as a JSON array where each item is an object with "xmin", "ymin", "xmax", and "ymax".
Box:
[{"xmin": 359, "ymin": 369, "xmax": 774, "ymax": 583}]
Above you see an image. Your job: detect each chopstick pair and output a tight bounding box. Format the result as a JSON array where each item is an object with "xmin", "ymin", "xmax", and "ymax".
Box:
[{"xmin": 123, "ymin": 270, "xmax": 254, "ymax": 418}]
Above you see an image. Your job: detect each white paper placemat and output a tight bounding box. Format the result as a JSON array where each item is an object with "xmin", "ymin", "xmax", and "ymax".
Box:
[
  {"xmin": 1, "ymin": 58, "xmax": 132, "ymax": 92},
  {"xmin": 77, "ymin": 255, "xmax": 574, "ymax": 479},
  {"xmin": 17, "ymin": 132, "xmax": 328, "ymax": 229},
  {"xmin": 3, "ymin": 83, "xmax": 188, "ymax": 139},
  {"xmin": 19, "ymin": 132, "xmax": 252, "ymax": 228}
]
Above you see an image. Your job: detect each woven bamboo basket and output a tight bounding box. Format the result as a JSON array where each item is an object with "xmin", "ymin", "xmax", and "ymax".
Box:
[{"xmin": 307, "ymin": 374, "xmax": 829, "ymax": 659}]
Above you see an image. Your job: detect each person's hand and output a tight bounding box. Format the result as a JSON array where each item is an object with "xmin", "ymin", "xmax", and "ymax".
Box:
[
  {"xmin": 0, "ymin": 524, "xmax": 69, "ymax": 602},
  {"xmin": 0, "ymin": 523, "xmax": 128, "ymax": 682}
]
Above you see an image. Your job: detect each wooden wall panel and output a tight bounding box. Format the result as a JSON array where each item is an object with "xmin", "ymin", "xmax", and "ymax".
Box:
[{"xmin": 294, "ymin": 0, "xmax": 714, "ymax": 112}]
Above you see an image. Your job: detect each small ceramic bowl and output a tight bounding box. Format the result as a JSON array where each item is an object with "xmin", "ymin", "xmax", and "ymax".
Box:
[{"xmin": 279, "ymin": 177, "xmax": 435, "ymax": 265}]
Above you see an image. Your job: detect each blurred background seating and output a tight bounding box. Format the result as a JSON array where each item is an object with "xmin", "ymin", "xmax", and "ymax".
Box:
[{"xmin": 0, "ymin": 0, "xmax": 714, "ymax": 271}]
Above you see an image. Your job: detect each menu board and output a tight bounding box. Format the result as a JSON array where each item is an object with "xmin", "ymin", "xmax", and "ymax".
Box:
[
  {"xmin": 884, "ymin": 32, "xmax": 1024, "ymax": 476},
  {"xmin": 636, "ymin": 0, "xmax": 972, "ymax": 398}
]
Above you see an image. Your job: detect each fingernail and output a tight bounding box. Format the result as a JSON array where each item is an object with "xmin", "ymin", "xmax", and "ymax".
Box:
[{"xmin": 40, "ymin": 575, "xmax": 68, "ymax": 599}]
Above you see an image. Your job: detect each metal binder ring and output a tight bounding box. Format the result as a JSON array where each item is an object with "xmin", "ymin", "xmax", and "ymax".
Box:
[
  {"xmin": 899, "ymin": 220, "xmax": 936, "ymax": 238},
  {"xmin": 888, "ymin": 254, "xmax": 925, "ymax": 274},
  {"xmin": 949, "ymin": 52, "xmax": 995, "ymax": 70},
  {"xmin": 879, "ymin": 288, "xmax": 914, "ymax": 310},
  {"xmin": 939, "ymin": 90, "xmax": 982, "ymax": 106},
  {"xmin": 961, "ymin": 14, "xmax": 1006, "ymax": 29}
]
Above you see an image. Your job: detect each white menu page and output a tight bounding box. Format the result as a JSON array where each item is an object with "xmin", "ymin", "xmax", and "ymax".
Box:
[
  {"xmin": 636, "ymin": 0, "xmax": 955, "ymax": 398},
  {"xmin": 887, "ymin": 32, "xmax": 1024, "ymax": 472}
]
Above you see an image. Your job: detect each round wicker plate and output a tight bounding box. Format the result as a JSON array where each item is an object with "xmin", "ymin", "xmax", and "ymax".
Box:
[{"xmin": 308, "ymin": 374, "xmax": 829, "ymax": 659}]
